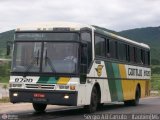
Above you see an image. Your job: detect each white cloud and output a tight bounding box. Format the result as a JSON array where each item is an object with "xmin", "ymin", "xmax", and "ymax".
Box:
[{"xmin": 0, "ymin": 0, "xmax": 160, "ymax": 32}]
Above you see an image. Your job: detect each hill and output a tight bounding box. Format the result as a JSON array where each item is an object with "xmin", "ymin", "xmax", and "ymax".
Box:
[
  {"xmin": 0, "ymin": 26, "xmax": 160, "ymax": 64},
  {"xmin": 118, "ymin": 26, "xmax": 160, "ymax": 64},
  {"xmin": 0, "ymin": 30, "xmax": 14, "ymax": 57}
]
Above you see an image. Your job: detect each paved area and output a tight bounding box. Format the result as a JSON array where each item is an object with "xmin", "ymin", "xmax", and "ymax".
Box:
[{"xmin": 0, "ymin": 97, "xmax": 160, "ymax": 120}]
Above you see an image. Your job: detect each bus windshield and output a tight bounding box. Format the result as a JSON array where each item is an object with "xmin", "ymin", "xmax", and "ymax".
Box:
[{"xmin": 12, "ymin": 33, "xmax": 79, "ymax": 74}]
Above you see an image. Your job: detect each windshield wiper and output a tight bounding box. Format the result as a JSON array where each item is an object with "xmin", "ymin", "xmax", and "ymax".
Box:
[
  {"xmin": 45, "ymin": 50, "xmax": 57, "ymax": 73},
  {"xmin": 24, "ymin": 50, "xmax": 39, "ymax": 74}
]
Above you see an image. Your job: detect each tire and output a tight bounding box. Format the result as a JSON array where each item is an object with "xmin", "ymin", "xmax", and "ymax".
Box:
[
  {"xmin": 32, "ymin": 103, "xmax": 47, "ymax": 112},
  {"xmin": 84, "ymin": 87, "xmax": 98, "ymax": 113},
  {"xmin": 132, "ymin": 86, "xmax": 140, "ymax": 106},
  {"xmin": 124, "ymin": 86, "xmax": 140, "ymax": 106},
  {"xmin": 97, "ymin": 103, "xmax": 104, "ymax": 109},
  {"xmin": 124, "ymin": 100, "xmax": 133, "ymax": 106}
]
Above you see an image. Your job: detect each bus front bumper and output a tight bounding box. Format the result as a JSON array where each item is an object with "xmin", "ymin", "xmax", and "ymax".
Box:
[{"xmin": 9, "ymin": 89, "xmax": 78, "ymax": 106}]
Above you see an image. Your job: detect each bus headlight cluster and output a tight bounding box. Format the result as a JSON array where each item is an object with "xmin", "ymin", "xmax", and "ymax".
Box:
[
  {"xmin": 9, "ymin": 83, "xmax": 23, "ymax": 88},
  {"xmin": 64, "ymin": 94, "xmax": 69, "ymax": 99},
  {"xmin": 13, "ymin": 92, "xmax": 18, "ymax": 97},
  {"xmin": 58, "ymin": 85, "xmax": 69, "ymax": 90},
  {"xmin": 58, "ymin": 85, "xmax": 76, "ymax": 90}
]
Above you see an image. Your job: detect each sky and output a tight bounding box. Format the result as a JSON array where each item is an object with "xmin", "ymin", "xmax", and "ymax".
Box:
[{"xmin": 0, "ymin": 0, "xmax": 160, "ymax": 33}]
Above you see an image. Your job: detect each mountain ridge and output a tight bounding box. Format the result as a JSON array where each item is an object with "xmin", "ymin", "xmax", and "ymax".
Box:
[
  {"xmin": 0, "ymin": 26, "xmax": 160, "ymax": 64},
  {"xmin": 118, "ymin": 26, "xmax": 160, "ymax": 62}
]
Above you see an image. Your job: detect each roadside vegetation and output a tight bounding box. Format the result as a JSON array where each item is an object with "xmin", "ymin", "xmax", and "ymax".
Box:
[
  {"xmin": 151, "ymin": 64, "xmax": 160, "ymax": 92},
  {"xmin": 151, "ymin": 74, "xmax": 160, "ymax": 90},
  {"xmin": 0, "ymin": 61, "xmax": 10, "ymax": 83},
  {"xmin": 0, "ymin": 97, "xmax": 9, "ymax": 103}
]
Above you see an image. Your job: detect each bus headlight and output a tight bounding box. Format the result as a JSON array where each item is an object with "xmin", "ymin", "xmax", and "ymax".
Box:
[
  {"xmin": 58, "ymin": 85, "xmax": 69, "ymax": 90},
  {"xmin": 9, "ymin": 83, "xmax": 23, "ymax": 88}
]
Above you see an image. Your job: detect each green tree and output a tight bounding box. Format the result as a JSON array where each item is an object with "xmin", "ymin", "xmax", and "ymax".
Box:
[
  {"xmin": 2, "ymin": 84, "xmax": 8, "ymax": 97},
  {"xmin": 152, "ymin": 67, "xmax": 160, "ymax": 74},
  {"xmin": 151, "ymin": 59, "xmax": 160, "ymax": 65}
]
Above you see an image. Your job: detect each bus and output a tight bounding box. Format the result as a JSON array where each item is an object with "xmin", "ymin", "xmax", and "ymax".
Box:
[{"xmin": 9, "ymin": 22, "xmax": 151, "ymax": 113}]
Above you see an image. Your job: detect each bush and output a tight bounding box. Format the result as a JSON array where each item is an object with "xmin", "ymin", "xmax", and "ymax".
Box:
[
  {"xmin": 152, "ymin": 67, "xmax": 160, "ymax": 74},
  {"xmin": 151, "ymin": 59, "xmax": 160, "ymax": 65},
  {"xmin": 0, "ymin": 62, "xmax": 10, "ymax": 83}
]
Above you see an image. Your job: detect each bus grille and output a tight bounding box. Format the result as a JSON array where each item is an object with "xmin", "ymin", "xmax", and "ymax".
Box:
[{"xmin": 25, "ymin": 84, "xmax": 55, "ymax": 90}]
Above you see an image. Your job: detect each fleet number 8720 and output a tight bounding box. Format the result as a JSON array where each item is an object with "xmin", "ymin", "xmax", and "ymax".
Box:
[{"xmin": 15, "ymin": 78, "xmax": 33, "ymax": 82}]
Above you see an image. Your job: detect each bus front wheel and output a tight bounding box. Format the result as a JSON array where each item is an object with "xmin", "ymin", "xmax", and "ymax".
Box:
[
  {"xmin": 84, "ymin": 86, "xmax": 98, "ymax": 113},
  {"xmin": 32, "ymin": 103, "xmax": 47, "ymax": 112}
]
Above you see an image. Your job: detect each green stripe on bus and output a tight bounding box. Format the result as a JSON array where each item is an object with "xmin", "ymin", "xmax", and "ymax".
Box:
[
  {"xmin": 105, "ymin": 62, "xmax": 118, "ymax": 101},
  {"xmin": 37, "ymin": 77, "xmax": 59, "ymax": 84},
  {"xmin": 37, "ymin": 76, "xmax": 50, "ymax": 84},
  {"xmin": 47, "ymin": 77, "xmax": 59, "ymax": 84},
  {"xmin": 112, "ymin": 63, "xmax": 123, "ymax": 101}
]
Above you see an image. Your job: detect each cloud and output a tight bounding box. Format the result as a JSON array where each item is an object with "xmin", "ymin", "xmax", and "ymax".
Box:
[{"xmin": 0, "ymin": 0, "xmax": 160, "ymax": 32}]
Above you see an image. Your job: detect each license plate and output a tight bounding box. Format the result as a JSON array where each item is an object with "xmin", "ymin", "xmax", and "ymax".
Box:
[
  {"xmin": 34, "ymin": 93, "xmax": 45, "ymax": 98},
  {"xmin": 33, "ymin": 98, "xmax": 47, "ymax": 102}
]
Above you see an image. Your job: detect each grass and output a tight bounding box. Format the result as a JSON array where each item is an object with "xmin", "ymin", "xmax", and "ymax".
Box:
[
  {"xmin": 0, "ymin": 76, "xmax": 9, "ymax": 83},
  {"xmin": 150, "ymin": 90, "xmax": 160, "ymax": 97},
  {"xmin": 0, "ymin": 97, "xmax": 10, "ymax": 103},
  {"xmin": 151, "ymin": 74, "xmax": 160, "ymax": 91}
]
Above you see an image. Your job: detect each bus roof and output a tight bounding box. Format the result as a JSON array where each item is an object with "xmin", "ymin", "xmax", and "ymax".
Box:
[
  {"xmin": 16, "ymin": 21, "xmax": 150, "ymax": 49},
  {"xmin": 94, "ymin": 28, "xmax": 150, "ymax": 49},
  {"xmin": 16, "ymin": 21, "xmax": 93, "ymax": 31}
]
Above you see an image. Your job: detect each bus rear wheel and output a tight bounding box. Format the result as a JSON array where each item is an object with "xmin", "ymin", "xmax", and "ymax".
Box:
[
  {"xmin": 124, "ymin": 86, "xmax": 140, "ymax": 106},
  {"xmin": 32, "ymin": 103, "xmax": 47, "ymax": 112},
  {"xmin": 84, "ymin": 86, "xmax": 98, "ymax": 113}
]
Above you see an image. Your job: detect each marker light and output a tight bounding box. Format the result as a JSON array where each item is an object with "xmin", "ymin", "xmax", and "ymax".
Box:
[
  {"xmin": 64, "ymin": 95, "xmax": 69, "ymax": 99},
  {"xmin": 70, "ymin": 85, "xmax": 75, "ymax": 90}
]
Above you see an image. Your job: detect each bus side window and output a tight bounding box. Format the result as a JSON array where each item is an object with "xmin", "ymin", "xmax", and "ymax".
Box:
[
  {"xmin": 136, "ymin": 48, "xmax": 141, "ymax": 64},
  {"xmin": 145, "ymin": 50, "xmax": 150, "ymax": 66},
  {"xmin": 81, "ymin": 43, "xmax": 88, "ymax": 65},
  {"xmin": 118, "ymin": 42, "xmax": 127, "ymax": 61},
  {"xmin": 134, "ymin": 47, "xmax": 137, "ymax": 63},
  {"xmin": 130, "ymin": 46, "xmax": 135, "ymax": 63},
  {"xmin": 95, "ymin": 35, "xmax": 105, "ymax": 57},
  {"xmin": 106, "ymin": 39, "xmax": 110, "ymax": 58},
  {"xmin": 141, "ymin": 49, "xmax": 145, "ymax": 65},
  {"xmin": 109, "ymin": 40, "xmax": 116, "ymax": 59},
  {"xmin": 126, "ymin": 44, "xmax": 130, "ymax": 62},
  {"xmin": 81, "ymin": 32, "xmax": 92, "ymax": 69}
]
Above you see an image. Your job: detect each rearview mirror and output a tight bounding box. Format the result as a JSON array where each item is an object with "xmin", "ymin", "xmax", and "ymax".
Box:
[{"xmin": 6, "ymin": 41, "xmax": 13, "ymax": 56}]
